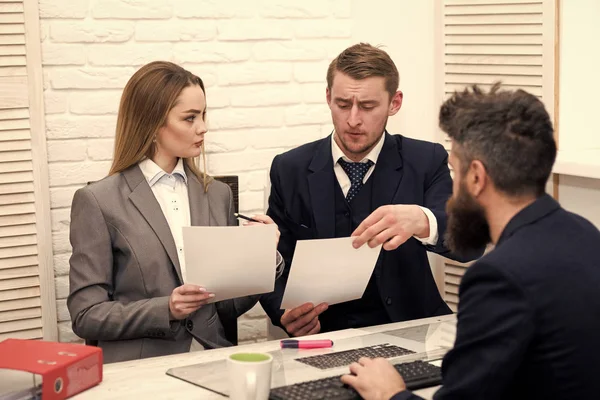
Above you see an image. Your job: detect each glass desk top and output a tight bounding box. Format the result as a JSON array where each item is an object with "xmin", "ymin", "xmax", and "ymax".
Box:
[{"xmin": 166, "ymin": 319, "xmax": 456, "ymax": 397}]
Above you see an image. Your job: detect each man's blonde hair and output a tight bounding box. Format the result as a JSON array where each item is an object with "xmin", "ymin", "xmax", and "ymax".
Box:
[{"xmin": 327, "ymin": 43, "xmax": 399, "ymax": 98}]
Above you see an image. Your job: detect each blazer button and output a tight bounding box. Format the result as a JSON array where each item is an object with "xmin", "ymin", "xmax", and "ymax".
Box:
[
  {"xmin": 386, "ymin": 297, "xmax": 392, "ymax": 305},
  {"xmin": 186, "ymin": 320, "xmax": 194, "ymax": 330}
]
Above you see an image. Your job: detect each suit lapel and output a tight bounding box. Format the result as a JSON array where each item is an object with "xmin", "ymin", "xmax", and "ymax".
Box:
[
  {"xmin": 372, "ymin": 133, "xmax": 404, "ymax": 209},
  {"xmin": 187, "ymin": 166, "xmax": 210, "ymax": 227},
  {"xmin": 123, "ymin": 165, "xmax": 184, "ymax": 284},
  {"xmin": 307, "ymin": 136, "xmax": 336, "ymax": 238},
  {"xmin": 185, "ymin": 166, "xmax": 220, "ymax": 333}
]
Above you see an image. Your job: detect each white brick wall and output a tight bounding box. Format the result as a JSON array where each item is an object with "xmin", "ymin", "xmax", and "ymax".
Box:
[{"xmin": 41, "ymin": 0, "xmax": 352, "ymax": 343}]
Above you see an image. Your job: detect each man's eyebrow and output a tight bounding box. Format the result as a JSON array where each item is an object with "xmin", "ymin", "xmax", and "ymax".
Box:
[
  {"xmin": 359, "ymin": 100, "xmax": 379, "ymax": 106},
  {"xmin": 334, "ymin": 97, "xmax": 379, "ymax": 106}
]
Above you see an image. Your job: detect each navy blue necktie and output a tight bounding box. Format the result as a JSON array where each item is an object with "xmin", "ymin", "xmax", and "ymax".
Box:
[{"xmin": 338, "ymin": 159, "xmax": 374, "ymax": 202}]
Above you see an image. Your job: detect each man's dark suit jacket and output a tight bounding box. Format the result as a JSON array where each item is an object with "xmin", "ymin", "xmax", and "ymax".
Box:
[
  {"xmin": 260, "ymin": 133, "xmax": 481, "ymax": 330},
  {"xmin": 394, "ymin": 194, "xmax": 600, "ymax": 400}
]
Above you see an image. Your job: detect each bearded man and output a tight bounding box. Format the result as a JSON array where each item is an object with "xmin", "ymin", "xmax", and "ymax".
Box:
[{"xmin": 342, "ymin": 83, "xmax": 600, "ymax": 400}]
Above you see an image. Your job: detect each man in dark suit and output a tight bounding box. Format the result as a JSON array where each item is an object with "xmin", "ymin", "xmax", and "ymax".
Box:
[
  {"xmin": 259, "ymin": 43, "xmax": 482, "ymax": 336},
  {"xmin": 342, "ymin": 84, "xmax": 600, "ymax": 399}
]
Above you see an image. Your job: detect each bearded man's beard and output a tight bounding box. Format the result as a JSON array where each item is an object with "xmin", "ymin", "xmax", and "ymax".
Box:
[{"xmin": 445, "ymin": 183, "xmax": 491, "ymax": 256}]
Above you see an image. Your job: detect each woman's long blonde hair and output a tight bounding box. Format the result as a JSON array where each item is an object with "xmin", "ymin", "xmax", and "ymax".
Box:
[{"xmin": 109, "ymin": 61, "xmax": 211, "ymax": 190}]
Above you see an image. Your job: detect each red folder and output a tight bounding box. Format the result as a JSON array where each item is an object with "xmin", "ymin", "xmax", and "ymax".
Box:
[{"xmin": 0, "ymin": 339, "xmax": 102, "ymax": 399}]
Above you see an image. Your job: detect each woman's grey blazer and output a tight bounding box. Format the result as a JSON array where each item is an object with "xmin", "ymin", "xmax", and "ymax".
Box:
[{"xmin": 67, "ymin": 164, "xmax": 278, "ymax": 363}]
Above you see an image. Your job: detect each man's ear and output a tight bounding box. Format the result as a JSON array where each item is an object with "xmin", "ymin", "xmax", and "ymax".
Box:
[
  {"xmin": 388, "ymin": 90, "xmax": 403, "ymax": 116},
  {"xmin": 467, "ymin": 160, "xmax": 488, "ymax": 198},
  {"xmin": 326, "ymin": 87, "xmax": 332, "ymax": 108}
]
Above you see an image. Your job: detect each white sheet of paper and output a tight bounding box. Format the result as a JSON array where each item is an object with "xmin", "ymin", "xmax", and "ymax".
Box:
[
  {"xmin": 280, "ymin": 237, "xmax": 382, "ymax": 309},
  {"xmin": 182, "ymin": 225, "xmax": 277, "ymax": 303}
]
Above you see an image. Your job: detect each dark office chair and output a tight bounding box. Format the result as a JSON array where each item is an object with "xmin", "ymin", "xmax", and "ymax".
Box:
[{"xmin": 212, "ymin": 175, "xmax": 239, "ymax": 216}]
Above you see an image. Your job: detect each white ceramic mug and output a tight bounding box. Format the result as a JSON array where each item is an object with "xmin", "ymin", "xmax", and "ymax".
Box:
[{"xmin": 227, "ymin": 352, "xmax": 273, "ymax": 400}]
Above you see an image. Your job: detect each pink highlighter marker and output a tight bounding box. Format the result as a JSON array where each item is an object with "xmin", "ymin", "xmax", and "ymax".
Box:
[{"xmin": 280, "ymin": 339, "xmax": 334, "ymax": 349}]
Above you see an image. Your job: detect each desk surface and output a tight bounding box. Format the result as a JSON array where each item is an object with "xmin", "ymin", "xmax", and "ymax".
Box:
[{"xmin": 73, "ymin": 315, "xmax": 456, "ymax": 400}]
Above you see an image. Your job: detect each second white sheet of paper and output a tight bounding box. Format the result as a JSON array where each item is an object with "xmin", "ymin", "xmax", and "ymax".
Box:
[{"xmin": 280, "ymin": 237, "xmax": 382, "ymax": 309}]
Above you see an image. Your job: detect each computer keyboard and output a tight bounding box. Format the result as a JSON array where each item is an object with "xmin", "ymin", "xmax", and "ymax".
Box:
[
  {"xmin": 269, "ymin": 360, "xmax": 442, "ymax": 400},
  {"xmin": 294, "ymin": 344, "xmax": 415, "ymax": 370}
]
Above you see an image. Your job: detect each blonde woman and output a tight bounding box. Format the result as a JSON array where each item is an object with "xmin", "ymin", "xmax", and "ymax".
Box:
[{"xmin": 67, "ymin": 61, "xmax": 282, "ymax": 363}]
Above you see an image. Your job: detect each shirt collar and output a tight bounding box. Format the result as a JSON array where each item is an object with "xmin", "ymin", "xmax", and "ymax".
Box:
[
  {"xmin": 331, "ymin": 130, "xmax": 386, "ymax": 165},
  {"xmin": 138, "ymin": 158, "xmax": 188, "ymax": 187}
]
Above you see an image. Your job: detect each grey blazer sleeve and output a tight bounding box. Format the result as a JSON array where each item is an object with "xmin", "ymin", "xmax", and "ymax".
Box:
[
  {"xmin": 220, "ymin": 183, "xmax": 284, "ymax": 317},
  {"xmin": 228, "ymin": 252, "xmax": 285, "ymax": 317},
  {"xmin": 67, "ymin": 187, "xmax": 177, "ymax": 341},
  {"xmin": 223, "ymin": 184, "xmax": 260, "ymax": 316}
]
